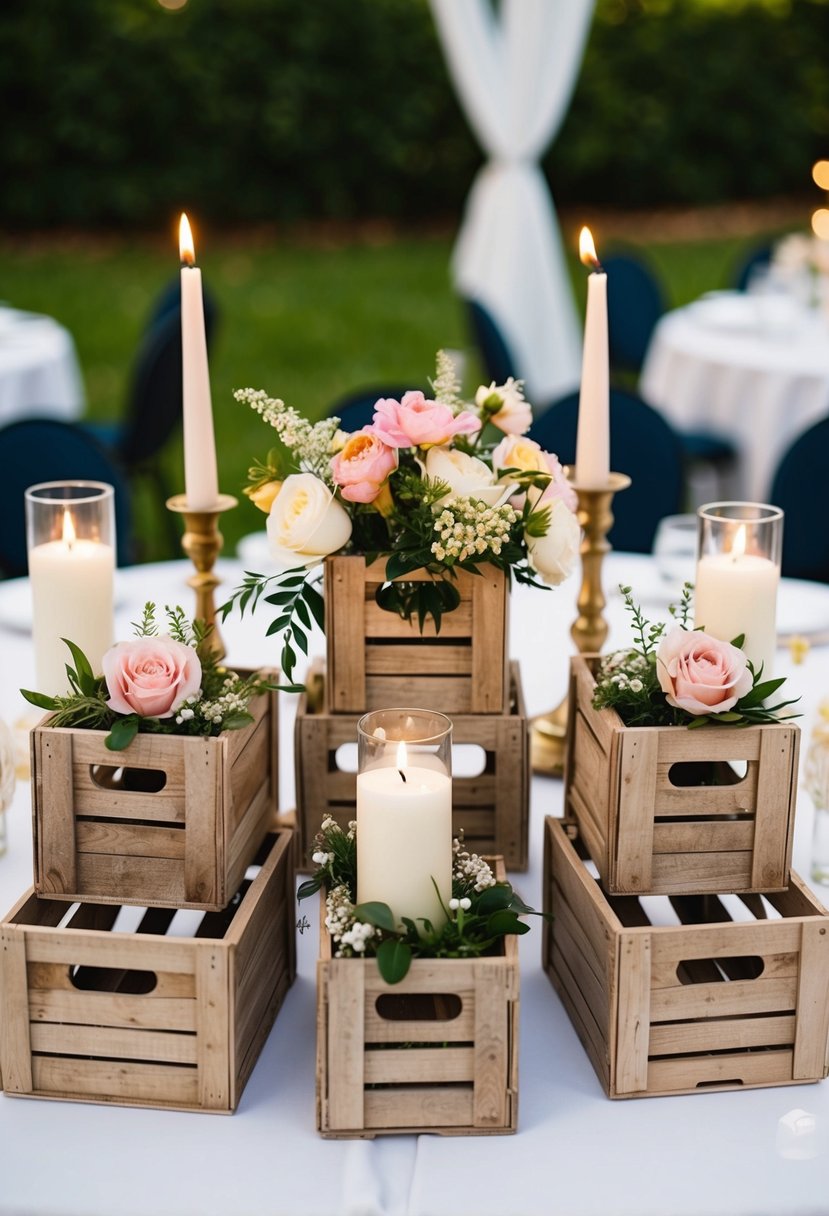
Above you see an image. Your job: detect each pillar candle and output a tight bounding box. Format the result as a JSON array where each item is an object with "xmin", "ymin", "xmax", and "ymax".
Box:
[
  {"xmin": 574, "ymin": 226, "xmax": 609, "ymax": 488},
  {"xmin": 179, "ymin": 213, "xmax": 219, "ymax": 511},
  {"xmin": 357, "ymin": 745, "xmax": 452, "ymax": 930},
  {"xmin": 30, "ymin": 509, "xmax": 114, "ymax": 695},
  {"xmin": 695, "ymin": 525, "xmax": 779, "ymax": 678}
]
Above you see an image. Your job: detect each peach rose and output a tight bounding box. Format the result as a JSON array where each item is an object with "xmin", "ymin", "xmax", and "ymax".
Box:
[
  {"xmin": 372, "ymin": 391, "xmax": 481, "ymax": 449},
  {"xmin": 492, "ymin": 434, "xmax": 577, "ymax": 512},
  {"xmin": 102, "ymin": 637, "xmax": 202, "ymax": 719},
  {"xmin": 656, "ymin": 628, "xmax": 753, "ymax": 716},
  {"xmin": 475, "ymin": 378, "xmax": 532, "ymax": 435},
  {"xmin": 330, "ymin": 427, "xmax": 398, "ymax": 504},
  {"xmin": 244, "ymin": 479, "xmax": 282, "ymax": 514}
]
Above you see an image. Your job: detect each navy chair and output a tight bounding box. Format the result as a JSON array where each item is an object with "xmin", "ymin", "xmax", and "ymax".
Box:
[
  {"xmin": 0, "ymin": 418, "xmax": 134, "ymax": 578},
  {"xmin": 528, "ymin": 387, "xmax": 686, "ymax": 554},
  {"xmin": 464, "ymin": 298, "xmax": 518, "ymax": 386},
  {"xmin": 326, "ymin": 385, "xmax": 426, "ymax": 433},
  {"xmin": 770, "ymin": 414, "xmax": 829, "ymax": 582},
  {"xmin": 604, "ymin": 251, "xmax": 666, "ymax": 377},
  {"xmin": 732, "ymin": 244, "xmax": 772, "ymax": 292}
]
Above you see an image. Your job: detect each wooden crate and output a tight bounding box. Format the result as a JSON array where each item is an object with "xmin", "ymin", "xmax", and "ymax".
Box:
[
  {"xmin": 31, "ymin": 669, "xmax": 278, "ymax": 911},
  {"xmin": 543, "ymin": 817, "xmax": 829, "ymax": 1099},
  {"xmin": 295, "ymin": 658, "xmax": 529, "ymax": 872},
  {"xmin": 317, "ymin": 857, "xmax": 518, "ymax": 1136},
  {"xmin": 0, "ymin": 830, "xmax": 296, "ymax": 1113},
  {"xmin": 324, "ymin": 555, "xmax": 509, "ymax": 714},
  {"xmin": 564, "ymin": 655, "xmax": 800, "ymax": 896}
]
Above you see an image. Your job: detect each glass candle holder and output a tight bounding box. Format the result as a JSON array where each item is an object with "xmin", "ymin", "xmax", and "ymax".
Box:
[
  {"xmin": 356, "ymin": 708, "xmax": 453, "ymax": 931},
  {"xmin": 25, "ymin": 481, "xmax": 116, "ymax": 695},
  {"xmin": 695, "ymin": 501, "xmax": 783, "ymax": 679}
]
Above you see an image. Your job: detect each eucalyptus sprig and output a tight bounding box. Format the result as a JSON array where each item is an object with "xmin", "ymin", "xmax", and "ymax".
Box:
[{"xmin": 219, "ymin": 568, "xmax": 324, "ymax": 693}]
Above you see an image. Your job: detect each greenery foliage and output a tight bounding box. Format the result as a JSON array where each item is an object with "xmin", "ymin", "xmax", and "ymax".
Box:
[{"xmin": 0, "ymin": 0, "xmax": 826, "ymax": 229}]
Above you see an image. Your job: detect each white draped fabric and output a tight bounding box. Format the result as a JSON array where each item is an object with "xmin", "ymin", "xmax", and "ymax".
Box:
[{"xmin": 430, "ymin": 0, "xmax": 594, "ymax": 406}]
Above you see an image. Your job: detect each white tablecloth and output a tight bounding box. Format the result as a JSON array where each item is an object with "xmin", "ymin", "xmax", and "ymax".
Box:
[
  {"xmin": 0, "ymin": 554, "xmax": 828, "ymax": 1216},
  {"xmin": 640, "ymin": 294, "xmax": 829, "ymax": 502},
  {"xmin": 0, "ymin": 307, "xmax": 85, "ymax": 427}
]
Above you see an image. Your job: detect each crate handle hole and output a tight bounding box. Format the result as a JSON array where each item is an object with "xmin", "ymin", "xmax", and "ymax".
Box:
[
  {"xmin": 90, "ymin": 764, "xmax": 167, "ymax": 793},
  {"xmin": 667, "ymin": 760, "xmax": 748, "ymax": 788},
  {"xmin": 697, "ymin": 1079, "xmax": 744, "ymax": 1088},
  {"xmin": 69, "ymin": 965, "xmax": 158, "ymax": 994},
  {"xmin": 375, "ymin": 993, "xmax": 462, "ymax": 1022},
  {"xmin": 676, "ymin": 956, "xmax": 764, "ymax": 984}
]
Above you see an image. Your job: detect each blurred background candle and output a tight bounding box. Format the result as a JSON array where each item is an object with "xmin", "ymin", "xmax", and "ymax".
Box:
[
  {"xmin": 356, "ymin": 709, "xmax": 452, "ymax": 930},
  {"xmin": 25, "ymin": 481, "xmax": 115, "ymax": 695},
  {"xmin": 574, "ymin": 225, "xmax": 609, "ymax": 487},
  {"xmin": 179, "ymin": 212, "xmax": 219, "ymax": 510},
  {"xmin": 695, "ymin": 501, "xmax": 783, "ymax": 679}
]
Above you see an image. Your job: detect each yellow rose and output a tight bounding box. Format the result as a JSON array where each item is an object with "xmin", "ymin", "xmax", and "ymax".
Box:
[{"xmin": 244, "ymin": 480, "xmax": 282, "ymax": 514}]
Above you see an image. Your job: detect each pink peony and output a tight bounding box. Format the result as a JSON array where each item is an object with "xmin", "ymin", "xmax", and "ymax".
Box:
[
  {"xmin": 330, "ymin": 426, "xmax": 398, "ymax": 504},
  {"xmin": 656, "ymin": 628, "xmax": 753, "ymax": 716},
  {"xmin": 102, "ymin": 637, "xmax": 202, "ymax": 719},
  {"xmin": 372, "ymin": 391, "xmax": 481, "ymax": 449}
]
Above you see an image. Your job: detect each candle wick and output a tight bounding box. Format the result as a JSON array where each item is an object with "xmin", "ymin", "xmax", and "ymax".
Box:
[{"xmin": 398, "ymin": 769, "xmax": 407, "ymax": 783}]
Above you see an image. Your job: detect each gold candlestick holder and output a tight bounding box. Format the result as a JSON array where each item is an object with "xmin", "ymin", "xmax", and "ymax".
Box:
[
  {"xmin": 530, "ymin": 472, "xmax": 631, "ymax": 777},
  {"xmin": 166, "ymin": 493, "xmax": 238, "ymax": 662}
]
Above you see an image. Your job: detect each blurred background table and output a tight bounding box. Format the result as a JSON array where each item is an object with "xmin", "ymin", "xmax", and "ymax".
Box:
[
  {"xmin": 0, "ymin": 306, "xmax": 85, "ymax": 427},
  {"xmin": 640, "ymin": 293, "xmax": 829, "ymax": 502},
  {"xmin": 0, "ymin": 553, "xmax": 828, "ymax": 1216}
]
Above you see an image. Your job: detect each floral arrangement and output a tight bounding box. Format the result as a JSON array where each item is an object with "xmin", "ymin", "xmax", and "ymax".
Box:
[
  {"xmin": 223, "ymin": 352, "xmax": 580, "ymax": 689},
  {"xmin": 298, "ymin": 816, "xmax": 540, "ymax": 984},
  {"xmin": 592, "ymin": 585, "xmax": 797, "ymax": 729},
  {"xmin": 21, "ymin": 604, "xmax": 272, "ymax": 751}
]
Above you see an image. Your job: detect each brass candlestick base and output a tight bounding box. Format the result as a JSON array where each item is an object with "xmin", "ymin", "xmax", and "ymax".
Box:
[
  {"xmin": 530, "ymin": 472, "xmax": 631, "ymax": 777},
  {"xmin": 167, "ymin": 493, "xmax": 238, "ymax": 661}
]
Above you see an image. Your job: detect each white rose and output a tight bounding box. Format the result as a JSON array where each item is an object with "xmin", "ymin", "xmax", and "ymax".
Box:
[
  {"xmin": 424, "ymin": 446, "xmax": 512, "ymax": 507},
  {"xmin": 475, "ymin": 377, "xmax": 532, "ymax": 435},
  {"xmin": 526, "ymin": 498, "xmax": 580, "ymax": 586},
  {"xmin": 266, "ymin": 472, "xmax": 352, "ymax": 568}
]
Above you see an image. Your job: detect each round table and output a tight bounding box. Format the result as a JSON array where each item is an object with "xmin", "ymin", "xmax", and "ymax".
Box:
[
  {"xmin": 640, "ymin": 293, "xmax": 829, "ymax": 502},
  {"xmin": 0, "ymin": 555, "xmax": 828, "ymax": 1216},
  {"xmin": 0, "ymin": 306, "xmax": 85, "ymax": 426}
]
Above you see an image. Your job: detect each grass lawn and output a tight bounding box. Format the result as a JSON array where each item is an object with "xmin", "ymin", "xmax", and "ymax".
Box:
[{"xmin": 0, "ymin": 218, "xmax": 790, "ymax": 562}]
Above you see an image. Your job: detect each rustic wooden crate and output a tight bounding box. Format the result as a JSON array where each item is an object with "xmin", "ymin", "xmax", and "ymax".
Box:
[
  {"xmin": 317, "ymin": 857, "xmax": 518, "ymax": 1137},
  {"xmin": 0, "ymin": 830, "xmax": 296, "ymax": 1113},
  {"xmin": 564, "ymin": 655, "xmax": 800, "ymax": 896},
  {"xmin": 295, "ymin": 658, "xmax": 529, "ymax": 872},
  {"xmin": 324, "ymin": 555, "xmax": 509, "ymax": 714},
  {"xmin": 31, "ymin": 669, "xmax": 278, "ymax": 911},
  {"xmin": 543, "ymin": 816, "xmax": 829, "ymax": 1099}
]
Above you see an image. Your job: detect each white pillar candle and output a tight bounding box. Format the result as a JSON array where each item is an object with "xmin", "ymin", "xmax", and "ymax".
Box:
[
  {"xmin": 30, "ymin": 509, "xmax": 114, "ymax": 695},
  {"xmin": 574, "ymin": 226, "xmax": 609, "ymax": 488},
  {"xmin": 179, "ymin": 213, "xmax": 219, "ymax": 511},
  {"xmin": 695, "ymin": 525, "xmax": 779, "ymax": 679},
  {"xmin": 357, "ymin": 747, "xmax": 452, "ymax": 931}
]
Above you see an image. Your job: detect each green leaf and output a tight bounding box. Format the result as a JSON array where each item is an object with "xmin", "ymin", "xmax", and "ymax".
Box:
[
  {"xmin": 61, "ymin": 638, "xmax": 97, "ymax": 696},
  {"xmin": 711, "ymin": 711, "xmax": 743, "ymax": 723},
  {"xmin": 385, "ymin": 552, "xmax": 419, "ymax": 581},
  {"xmin": 293, "ymin": 626, "xmax": 309, "ymax": 655},
  {"xmin": 220, "ymin": 711, "xmax": 254, "ymax": 731},
  {"xmin": 20, "ymin": 689, "xmax": 59, "ymax": 711},
  {"xmin": 303, "ymin": 583, "xmax": 325, "ymax": 631},
  {"xmin": 686, "ymin": 715, "xmax": 710, "ymax": 729},
  {"xmin": 297, "ymin": 874, "xmax": 324, "ymax": 902},
  {"xmin": 263, "ymin": 591, "xmax": 298, "ymax": 606},
  {"xmin": 474, "ymin": 884, "xmax": 513, "ymax": 914},
  {"xmin": 486, "ymin": 909, "xmax": 530, "ymax": 936},
  {"xmin": 376, "ymin": 938, "xmax": 412, "ymax": 984},
  {"xmin": 353, "ymin": 901, "xmax": 397, "ymax": 934},
  {"xmin": 104, "ymin": 716, "xmax": 140, "ymax": 751},
  {"xmin": 294, "ymin": 597, "xmax": 311, "ymax": 630},
  {"xmin": 730, "ymin": 633, "xmax": 746, "ymax": 649}
]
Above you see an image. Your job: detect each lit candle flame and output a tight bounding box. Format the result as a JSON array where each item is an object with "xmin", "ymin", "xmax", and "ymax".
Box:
[
  {"xmin": 62, "ymin": 508, "xmax": 76, "ymax": 549},
  {"xmin": 731, "ymin": 524, "xmax": 747, "ymax": 560},
  {"xmin": 579, "ymin": 225, "xmax": 602, "ymax": 272},
  {"xmin": 179, "ymin": 212, "xmax": 195, "ymax": 267}
]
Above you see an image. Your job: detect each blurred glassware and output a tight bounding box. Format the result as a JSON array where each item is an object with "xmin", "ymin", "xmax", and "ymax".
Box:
[
  {"xmin": 803, "ymin": 700, "xmax": 829, "ymax": 886},
  {"xmin": 652, "ymin": 513, "xmax": 697, "ymax": 590}
]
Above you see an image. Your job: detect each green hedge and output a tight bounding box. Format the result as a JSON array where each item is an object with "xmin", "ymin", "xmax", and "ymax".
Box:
[{"xmin": 0, "ymin": 0, "xmax": 826, "ymax": 228}]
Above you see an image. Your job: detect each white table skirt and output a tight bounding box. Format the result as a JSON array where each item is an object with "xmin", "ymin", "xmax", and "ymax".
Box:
[
  {"xmin": 0, "ymin": 308, "xmax": 85, "ymax": 427},
  {"xmin": 0, "ymin": 553, "xmax": 828, "ymax": 1216},
  {"xmin": 640, "ymin": 295, "xmax": 829, "ymax": 503}
]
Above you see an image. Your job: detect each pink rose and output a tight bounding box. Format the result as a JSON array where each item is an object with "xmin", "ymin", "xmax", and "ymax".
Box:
[
  {"xmin": 372, "ymin": 391, "xmax": 481, "ymax": 449},
  {"xmin": 475, "ymin": 379, "xmax": 533, "ymax": 435},
  {"xmin": 656, "ymin": 628, "xmax": 753, "ymax": 716},
  {"xmin": 330, "ymin": 426, "xmax": 398, "ymax": 504},
  {"xmin": 102, "ymin": 637, "xmax": 202, "ymax": 719}
]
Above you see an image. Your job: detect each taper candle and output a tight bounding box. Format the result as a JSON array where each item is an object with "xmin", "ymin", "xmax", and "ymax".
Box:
[
  {"xmin": 179, "ymin": 213, "xmax": 219, "ymax": 511},
  {"xmin": 574, "ymin": 226, "xmax": 609, "ymax": 488}
]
